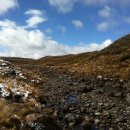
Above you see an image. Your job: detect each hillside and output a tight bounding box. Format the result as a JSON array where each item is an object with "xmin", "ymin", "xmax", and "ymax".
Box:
[
  {"xmin": 35, "ymin": 34, "xmax": 130, "ymax": 80},
  {"xmin": 0, "ymin": 34, "xmax": 130, "ymax": 130},
  {"xmin": 101, "ymin": 34, "xmax": 130, "ymax": 55}
]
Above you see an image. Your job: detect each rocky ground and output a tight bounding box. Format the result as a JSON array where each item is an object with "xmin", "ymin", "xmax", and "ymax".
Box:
[{"xmin": 0, "ymin": 58, "xmax": 130, "ymax": 130}]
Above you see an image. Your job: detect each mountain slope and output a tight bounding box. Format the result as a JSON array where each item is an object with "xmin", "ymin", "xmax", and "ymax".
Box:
[
  {"xmin": 1, "ymin": 34, "xmax": 130, "ymax": 79},
  {"xmin": 31, "ymin": 34, "xmax": 130, "ymax": 80},
  {"xmin": 101, "ymin": 34, "xmax": 130, "ymax": 55}
]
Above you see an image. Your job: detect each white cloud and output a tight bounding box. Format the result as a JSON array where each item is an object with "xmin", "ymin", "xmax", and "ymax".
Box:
[
  {"xmin": 124, "ymin": 17, "xmax": 130, "ymax": 24},
  {"xmin": 65, "ymin": 39, "xmax": 112, "ymax": 54},
  {"xmin": 0, "ymin": 20, "xmax": 16, "ymax": 27},
  {"xmin": 82, "ymin": 0, "xmax": 129, "ymax": 7},
  {"xmin": 26, "ymin": 16, "xmax": 45, "ymax": 28},
  {"xmin": 97, "ymin": 22, "xmax": 109, "ymax": 31},
  {"xmin": 48, "ymin": 0, "xmax": 130, "ymax": 14},
  {"xmin": 72, "ymin": 20, "xmax": 83, "ymax": 29},
  {"xmin": 25, "ymin": 9, "xmax": 43, "ymax": 16},
  {"xmin": 82, "ymin": 0, "xmax": 111, "ymax": 6},
  {"xmin": 25, "ymin": 9, "xmax": 47, "ymax": 28},
  {"xmin": 98, "ymin": 6, "xmax": 112, "ymax": 18},
  {"xmin": 0, "ymin": 0, "xmax": 18, "ymax": 15},
  {"xmin": 48, "ymin": 0, "xmax": 77, "ymax": 13},
  {"xmin": 58, "ymin": 25, "xmax": 67, "ymax": 33},
  {"xmin": 48, "ymin": 0, "xmax": 110, "ymax": 13},
  {"xmin": 47, "ymin": 0, "xmax": 112, "ymax": 13},
  {"xmin": 0, "ymin": 19, "xmax": 112, "ymax": 59},
  {"xmin": 97, "ymin": 20, "xmax": 117, "ymax": 32},
  {"xmin": 45, "ymin": 28, "xmax": 53, "ymax": 34}
]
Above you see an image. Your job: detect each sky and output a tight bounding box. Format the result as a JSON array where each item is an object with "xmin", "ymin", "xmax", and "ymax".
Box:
[{"xmin": 0, "ymin": 0, "xmax": 130, "ymax": 59}]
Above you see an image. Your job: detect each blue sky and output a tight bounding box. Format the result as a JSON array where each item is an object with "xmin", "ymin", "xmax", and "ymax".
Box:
[{"xmin": 0, "ymin": 0, "xmax": 130, "ymax": 58}]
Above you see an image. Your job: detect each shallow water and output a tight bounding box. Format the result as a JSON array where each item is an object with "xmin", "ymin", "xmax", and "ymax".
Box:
[{"xmin": 66, "ymin": 95, "xmax": 79, "ymax": 104}]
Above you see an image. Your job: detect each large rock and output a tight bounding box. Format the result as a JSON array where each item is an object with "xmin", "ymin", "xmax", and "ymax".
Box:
[
  {"xmin": 65, "ymin": 113, "xmax": 75, "ymax": 122},
  {"xmin": 80, "ymin": 116, "xmax": 92, "ymax": 130},
  {"xmin": 25, "ymin": 113, "xmax": 62, "ymax": 130},
  {"xmin": 8, "ymin": 115, "xmax": 21, "ymax": 129},
  {"xmin": 78, "ymin": 85, "xmax": 94, "ymax": 93}
]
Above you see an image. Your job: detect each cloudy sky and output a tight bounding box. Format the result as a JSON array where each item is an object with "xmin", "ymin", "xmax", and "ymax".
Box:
[{"xmin": 0, "ymin": 0, "xmax": 130, "ymax": 58}]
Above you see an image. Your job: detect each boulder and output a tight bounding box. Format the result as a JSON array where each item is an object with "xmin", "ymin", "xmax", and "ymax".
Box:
[
  {"xmin": 65, "ymin": 113, "xmax": 75, "ymax": 122},
  {"xmin": 25, "ymin": 113, "xmax": 62, "ymax": 130}
]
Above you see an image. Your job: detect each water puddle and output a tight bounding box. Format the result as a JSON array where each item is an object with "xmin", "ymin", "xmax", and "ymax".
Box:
[{"xmin": 65, "ymin": 95, "xmax": 79, "ymax": 105}]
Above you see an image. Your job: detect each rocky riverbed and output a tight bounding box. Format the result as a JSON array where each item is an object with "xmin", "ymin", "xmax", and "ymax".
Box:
[{"xmin": 0, "ymin": 58, "xmax": 130, "ymax": 130}]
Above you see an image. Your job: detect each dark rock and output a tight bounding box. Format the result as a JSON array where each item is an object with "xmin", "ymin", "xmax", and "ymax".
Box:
[
  {"xmin": 126, "ymin": 94, "xmax": 130, "ymax": 105},
  {"xmin": 37, "ymin": 96, "xmax": 48, "ymax": 105},
  {"xmin": 94, "ymin": 119, "xmax": 100, "ymax": 126},
  {"xmin": 65, "ymin": 113, "xmax": 75, "ymax": 122},
  {"xmin": 25, "ymin": 113, "xmax": 62, "ymax": 130},
  {"xmin": 13, "ymin": 93, "xmax": 24, "ymax": 102},
  {"xmin": 81, "ymin": 120, "xmax": 92, "ymax": 130},
  {"xmin": 65, "ymin": 95, "xmax": 79, "ymax": 105},
  {"xmin": 114, "ymin": 116, "xmax": 126, "ymax": 123},
  {"xmin": 4, "ymin": 90, "xmax": 13, "ymax": 100},
  {"xmin": 115, "ymin": 92, "xmax": 124, "ymax": 98},
  {"xmin": 8, "ymin": 115, "xmax": 21, "ymax": 129},
  {"xmin": 9, "ymin": 70, "xmax": 17, "ymax": 77},
  {"xmin": 109, "ymin": 92, "xmax": 115, "ymax": 97},
  {"xmin": 79, "ymin": 85, "xmax": 94, "ymax": 93}
]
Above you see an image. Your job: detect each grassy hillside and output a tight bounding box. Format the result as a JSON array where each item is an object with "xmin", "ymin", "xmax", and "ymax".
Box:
[{"xmin": 1, "ymin": 34, "xmax": 130, "ymax": 79}]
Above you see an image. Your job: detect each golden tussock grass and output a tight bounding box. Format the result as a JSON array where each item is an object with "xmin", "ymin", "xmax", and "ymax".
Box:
[{"xmin": 0, "ymin": 99, "xmax": 38, "ymax": 128}]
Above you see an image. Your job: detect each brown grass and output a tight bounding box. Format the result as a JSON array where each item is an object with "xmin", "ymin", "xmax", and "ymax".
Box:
[
  {"xmin": 1, "ymin": 34, "xmax": 130, "ymax": 80},
  {"xmin": 0, "ymin": 99, "xmax": 40, "ymax": 128}
]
